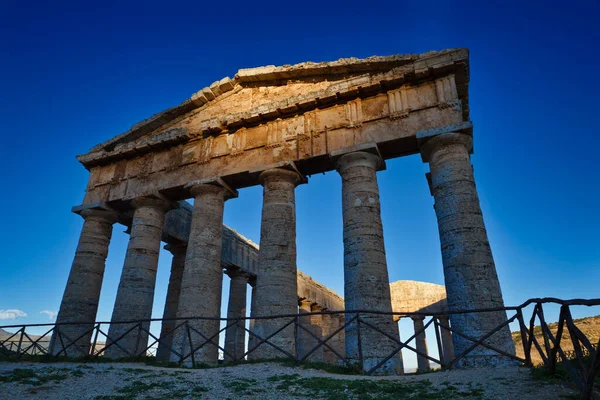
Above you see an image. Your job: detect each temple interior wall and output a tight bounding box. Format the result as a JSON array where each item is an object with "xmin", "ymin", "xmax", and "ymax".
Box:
[{"xmin": 160, "ymin": 200, "xmax": 445, "ymax": 314}]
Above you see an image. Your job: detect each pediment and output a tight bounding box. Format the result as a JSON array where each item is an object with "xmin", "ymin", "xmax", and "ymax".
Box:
[{"xmin": 78, "ymin": 48, "xmax": 469, "ymax": 169}]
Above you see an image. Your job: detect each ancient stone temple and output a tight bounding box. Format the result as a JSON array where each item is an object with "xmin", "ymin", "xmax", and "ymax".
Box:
[{"xmin": 50, "ymin": 48, "xmax": 515, "ymax": 371}]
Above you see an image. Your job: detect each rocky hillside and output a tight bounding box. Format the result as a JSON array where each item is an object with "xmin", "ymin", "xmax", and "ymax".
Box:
[{"xmin": 512, "ymin": 314, "xmax": 600, "ymax": 364}]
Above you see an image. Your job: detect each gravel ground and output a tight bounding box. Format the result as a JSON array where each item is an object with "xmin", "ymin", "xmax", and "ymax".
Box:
[{"xmin": 0, "ymin": 361, "xmax": 578, "ymax": 399}]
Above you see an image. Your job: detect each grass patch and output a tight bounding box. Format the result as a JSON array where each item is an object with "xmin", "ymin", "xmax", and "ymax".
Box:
[
  {"xmin": 0, "ymin": 368, "xmax": 69, "ymax": 386},
  {"xmin": 290, "ymin": 359, "xmax": 362, "ymax": 375},
  {"xmin": 96, "ymin": 380, "xmax": 174, "ymax": 400},
  {"xmin": 530, "ymin": 355, "xmax": 599, "ymax": 398},
  {"xmin": 122, "ymin": 367, "xmax": 151, "ymax": 373},
  {"xmin": 266, "ymin": 374, "xmax": 485, "ymax": 399},
  {"xmin": 530, "ymin": 354, "xmax": 599, "ymax": 385},
  {"xmin": 0, "ymin": 354, "xmax": 361, "ymax": 375},
  {"xmin": 414, "ymin": 367, "xmax": 440, "ymax": 375},
  {"xmin": 224, "ymin": 357, "xmax": 362, "ymax": 375},
  {"xmin": 96, "ymin": 378, "xmax": 208, "ymax": 400},
  {"xmin": 227, "ymin": 377, "xmax": 259, "ymax": 394},
  {"xmin": 117, "ymin": 380, "xmax": 174, "ymax": 396},
  {"xmin": 559, "ymin": 395, "xmax": 580, "ymax": 400}
]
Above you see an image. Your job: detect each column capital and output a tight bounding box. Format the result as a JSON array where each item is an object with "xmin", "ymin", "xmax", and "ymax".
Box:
[
  {"xmin": 331, "ymin": 143, "xmax": 385, "ymax": 172},
  {"xmin": 410, "ymin": 315, "xmax": 426, "ymax": 322},
  {"xmin": 72, "ymin": 203, "xmax": 119, "ymax": 223},
  {"xmin": 311, "ymin": 304, "xmax": 324, "ymax": 312},
  {"xmin": 185, "ymin": 177, "xmax": 238, "ymax": 199},
  {"xmin": 131, "ymin": 194, "xmax": 175, "ymax": 211},
  {"xmin": 258, "ymin": 168, "xmax": 303, "ymax": 187},
  {"xmin": 327, "ymin": 312, "xmax": 338, "ymax": 320},
  {"xmin": 249, "ymin": 160, "xmax": 307, "ymax": 185},
  {"xmin": 78, "ymin": 208, "xmax": 119, "ymax": 224},
  {"xmin": 299, "ymin": 298, "xmax": 312, "ymax": 309},
  {"xmin": 419, "ymin": 132, "xmax": 472, "ymax": 163},
  {"xmin": 164, "ymin": 241, "xmax": 187, "ymax": 256},
  {"xmin": 224, "ymin": 267, "xmax": 251, "ymax": 280}
]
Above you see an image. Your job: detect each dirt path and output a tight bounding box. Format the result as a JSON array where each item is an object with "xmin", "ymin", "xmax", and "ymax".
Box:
[{"xmin": 0, "ymin": 361, "xmax": 578, "ymax": 399}]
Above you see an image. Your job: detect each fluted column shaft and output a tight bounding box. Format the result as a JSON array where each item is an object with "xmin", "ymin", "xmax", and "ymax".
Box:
[
  {"xmin": 411, "ymin": 316, "xmax": 429, "ymax": 372},
  {"xmin": 251, "ymin": 168, "xmax": 302, "ymax": 359},
  {"xmin": 171, "ymin": 183, "xmax": 232, "ymax": 365},
  {"xmin": 224, "ymin": 269, "xmax": 248, "ymax": 362},
  {"xmin": 107, "ymin": 197, "xmax": 171, "ymax": 358},
  {"xmin": 438, "ymin": 316, "xmax": 455, "ymax": 365},
  {"xmin": 156, "ymin": 242, "xmax": 187, "ymax": 362},
  {"xmin": 50, "ymin": 209, "xmax": 117, "ymax": 356},
  {"xmin": 421, "ymin": 132, "xmax": 515, "ymax": 367},
  {"xmin": 336, "ymin": 151, "xmax": 403, "ymax": 375}
]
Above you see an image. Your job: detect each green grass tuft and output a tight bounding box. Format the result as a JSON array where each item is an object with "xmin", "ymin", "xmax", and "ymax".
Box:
[
  {"xmin": 0, "ymin": 368, "xmax": 69, "ymax": 386},
  {"xmin": 265, "ymin": 374, "xmax": 485, "ymax": 399}
]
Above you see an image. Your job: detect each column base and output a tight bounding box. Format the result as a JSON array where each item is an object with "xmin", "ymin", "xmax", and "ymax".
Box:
[
  {"xmin": 356, "ymin": 356, "xmax": 404, "ymax": 375},
  {"xmin": 455, "ymin": 355, "xmax": 521, "ymax": 369},
  {"xmin": 248, "ymin": 323, "xmax": 296, "ymax": 361},
  {"xmin": 49, "ymin": 325, "xmax": 94, "ymax": 358}
]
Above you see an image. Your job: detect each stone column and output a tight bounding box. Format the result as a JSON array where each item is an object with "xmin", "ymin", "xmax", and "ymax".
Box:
[
  {"xmin": 50, "ymin": 208, "xmax": 117, "ymax": 356},
  {"xmin": 247, "ymin": 280, "xmax": 258, "ymax": 355},
  {"xmin": 336, "ymin": 315, "xmax": 346, "ymax": 359},
  {"xmin": 251, "ymin": 168, "xmax": 302, "ymax": 360},
  {"xmin": 156, "ymin": 242, "xmax": 186, "ymax": 362},
  {"xmin": 308, "ymin": 305, "xmax": 324, "ymax": 362},
  {"xmin": 320, "ymin": 312, "xmax": 334, "ymax": 364},
  {"xmin": 224, "ymin": 268, "xmax": 248, "ymax": 362},
  {"xmin": 411, "ymin": 316, "xmax": 429, "ymax": 372},
  {"xmin": 325, "ymin": 314, "xmax": 342, "ymax": 363},
  {"xmin": 106, "ymin": 196, "xmax": 171, "ymax": 359},
  {"xmin": 171, "ymin": 183, "xmax": 235, "ymax": 365},
  {"xmin": 297, "ymin": 299, "xmax": 315, "ymax": 360},
  {"xmin": 336, "ymin": 151, "xmax": 403, "ymax": 374},
  {"xmin": 420, "ymin": 132, "xmax": 515, "ymax": 367},
  {"xmin": 438, "ymin": 316, "xmax": 455, "ymax": 366}
]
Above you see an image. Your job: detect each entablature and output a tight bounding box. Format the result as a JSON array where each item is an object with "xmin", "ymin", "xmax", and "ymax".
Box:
[{"xmin": 79, "ymin": 49, "xmax": 471, "ymax": 205}]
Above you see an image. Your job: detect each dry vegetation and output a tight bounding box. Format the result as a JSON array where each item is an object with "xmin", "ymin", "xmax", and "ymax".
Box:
[{"xmin": 512, "ymin": 315, "xmax": 600, "ymax": 365}]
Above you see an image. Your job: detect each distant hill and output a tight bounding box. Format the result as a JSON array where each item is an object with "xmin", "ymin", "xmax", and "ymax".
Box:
[
  {"xmin": 0, "ymin": 327, "xmax": 21, "ymax": 340},
  {"xmin": 1, "ymin": 327, "xmax": 43, "ymax": 341},
  {"xmin": 512, "ymin": 314, "xmax": 600, "ymax": 365},
  {"xmin": 1, "ymin": 328, "xmax": 109, "ymax": 356},
  {"xmin": 0, "ymin": 327, "xmax": 49, "ymax": 354}
]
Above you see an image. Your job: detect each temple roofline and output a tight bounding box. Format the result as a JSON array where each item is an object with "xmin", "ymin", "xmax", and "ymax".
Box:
[{"xmin": 80, "ymin": 48, "xmax": 468, "ymax": 166}]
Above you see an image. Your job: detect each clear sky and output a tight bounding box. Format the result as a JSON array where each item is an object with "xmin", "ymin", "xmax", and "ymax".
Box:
[{"xmin": 1, "ymin": 0, "xmax": 599, "ymax": 351}]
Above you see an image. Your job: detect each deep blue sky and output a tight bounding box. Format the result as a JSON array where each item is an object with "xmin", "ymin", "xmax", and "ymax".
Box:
[{"xmin": 1, "ymin": 0, "xmax": 599, "ymax": 340}]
